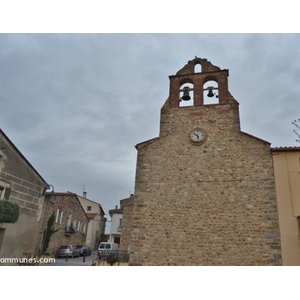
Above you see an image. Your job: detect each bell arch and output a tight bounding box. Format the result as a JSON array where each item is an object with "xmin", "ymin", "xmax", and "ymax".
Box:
[
  {"xmin": 203, "ymin": 76, "xmax": 219, "ymax": 105},
  {"xmin": 194, "ymin": 62, "xmax": 202, "ymax": 73},
  {"xmin": 167, "ymin": 57, "xmax": 230, "ymax": 108},
  {"xmin": 179, "ymin": 79, "xmax": 194, "ymax": 107}
]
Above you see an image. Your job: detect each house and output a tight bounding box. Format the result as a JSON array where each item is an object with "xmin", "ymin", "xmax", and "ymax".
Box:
[
  {"xmin": 0, "ymin": 128, "xmax": 49, "ymax": 263},
  {"xmin": 108, "ymin": 194, "xmax": 134, "ymax": 248},
  {"xmin": 272, "ymin": 147, "xmax": 300, "ymax": 265},
  {"xmin": 76, "ymin": 191, "xmax": 106, "ymax": 250},
  {"xmin": 108, "ymin": 204, "xmax": 123, "ymax": 245},
  {"xmin": 127, "ymin": 57, "xmax": 282, "ymax": 265},
  {"xmin": 37, "ymin": 192, "xmax": 90, "ymax": 256}
]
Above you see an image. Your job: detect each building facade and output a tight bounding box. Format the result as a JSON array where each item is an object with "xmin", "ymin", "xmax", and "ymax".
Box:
[
  {"xmin": 272, "ymin": 147, "xmax": 300, "ymax": 265},
  {"xmin": 108, "ymin": 205, "xmax": 122, "ymax": 245},
  {"xmin": 37, "ymin": 192, "xmax": 89, "ymax": 255},
  {"xmin": 77, "ymin": 192, "xmax": 106, "ymax": 250},
  {"xmin": 119, "ymin": 195, "xmax": 134, "ymax": 252},
  {"xmin": 128, "ymin": 57, "xmax": 282, "ymax": 266},
  {"xmin": 0, "ymin": 129, "xmax": 48, "ymax": 262}
]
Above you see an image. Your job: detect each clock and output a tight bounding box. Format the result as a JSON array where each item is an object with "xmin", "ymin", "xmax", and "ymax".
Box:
[{"xmin": 189, "ymin": 128, "xmax": 207, "ymax": 145}]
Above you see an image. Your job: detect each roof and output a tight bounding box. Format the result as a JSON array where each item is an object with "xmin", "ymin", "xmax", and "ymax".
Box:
[
  {"xmin": 68, "ymin": 191, "xmax": 105, "ymax": 216},
  {"xmin": 135, "ymin": 137, "xmax": 160, "ymax": 149},
  {"xmin": 240, "ymin": 131, "xmax": 271, "ymax": 145},
  {"xmin": 86, "ymin": 213, "xmax": 98, "ymax": 219},
  {"xmin": 272, "ymin": 146, "xmax": 300, "ymax": 152},
  {"xmin": 109, "ymin": 208, "xmax": 123, "ymax": 216},
  {"xmin": 0, "ymin": 128, "xmax": 48, "ymax": 185},
  {"xmin": 45, "ymin": 192, "xmax": 90, "ymax": 222}
]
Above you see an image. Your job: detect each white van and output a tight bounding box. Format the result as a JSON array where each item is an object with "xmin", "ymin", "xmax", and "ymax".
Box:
[{"xmin": 97, "ymin": 242, "xmax": 119, "ymax": 258}]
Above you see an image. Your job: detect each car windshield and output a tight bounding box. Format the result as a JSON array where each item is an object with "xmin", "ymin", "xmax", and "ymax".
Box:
[
  {"xmin": 99, "ymin": 244, "xmax": 106, "ymax": 249},
  {"xmin": 59, "ymin": 246, "xmax": 69, "ymax": 249}
]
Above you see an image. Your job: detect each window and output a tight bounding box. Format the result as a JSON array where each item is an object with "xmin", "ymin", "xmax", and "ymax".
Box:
[
  {"xmin": 0, "ymin": 186, "xmax": 11, "ymax": 200},
  {"xmin": 119, "ymin": 218, "xmax": 123, "ymax": 228},
  {"xmin": 55, "ymin": 209, "xmax": 63, "ymax": 224},
  {"xmin": 297, "ymin": 216, "xmax": 300, "ymax": 233},
  {"xmin": 77, "ymin": 221, "xmax": 81, "ymax": 232},
  {"xmin": 0, "ymin": 187, "xmax": 4, "ymax": 198},
  {"xmin": 55, "ymin": 209, "xmax": 59, "ymax": 223},
  {"xmin": 87, "ymin": 206, "xmax": 91, "ymax": 211},
  {"xmin": 67, "ymin": 213, "xmax": 72, "ymax": 227},
  {"xmin": 59, "ymin": 211, "xmax": 63, "ymax": 224}
]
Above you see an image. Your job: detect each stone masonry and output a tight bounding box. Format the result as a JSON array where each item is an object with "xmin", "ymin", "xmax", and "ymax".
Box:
[
  {"xmin": 37, "ymin": 192, "xmax": 89, "ymax": 255},
  {"xmin": 128, "ymin": 58, "xmax": 282, "ymax": 266}
]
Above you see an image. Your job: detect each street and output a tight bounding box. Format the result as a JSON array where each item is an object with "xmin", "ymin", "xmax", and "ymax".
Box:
[{"xmin": 43, "ymin": 253, "xmax": 98, "ymax": 266}]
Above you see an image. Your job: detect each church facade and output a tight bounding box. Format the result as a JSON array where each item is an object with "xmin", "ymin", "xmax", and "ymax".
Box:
[{"xmin": 126, "ymin": 57, "xmax": 282, "ymax": 266}]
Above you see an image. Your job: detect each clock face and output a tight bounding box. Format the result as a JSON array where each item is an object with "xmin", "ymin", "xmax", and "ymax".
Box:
[{"xmin": 189, "ymin": 128, "xmax": 207, "ymax": 145}]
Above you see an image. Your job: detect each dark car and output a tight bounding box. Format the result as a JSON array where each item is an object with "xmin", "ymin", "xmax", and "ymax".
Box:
[{"xmin": 76, "ymin": 245, "xmax": 91, "ymax": 256}]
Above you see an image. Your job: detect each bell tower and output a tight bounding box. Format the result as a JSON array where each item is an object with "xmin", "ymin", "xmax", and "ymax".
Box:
[
  {"xmin": 168, "ymin": 57, "xmax": 230, "ymax": 108},
  {"xmin": 127, "ymin": 57, "xmax": 282, "ymax": 266}
]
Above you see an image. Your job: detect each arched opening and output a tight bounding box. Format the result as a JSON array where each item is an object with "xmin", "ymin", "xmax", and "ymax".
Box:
[
  {"xmin": 194, "ymin": 62, "xmax": 202, "ymax": 73},
  {"xmin": 203, "ymin": 79, "xmax": 219, "ymax": 105},
  {"xmin": 179, "ymin": 82, "xmax": 194, "ymax": 107}
]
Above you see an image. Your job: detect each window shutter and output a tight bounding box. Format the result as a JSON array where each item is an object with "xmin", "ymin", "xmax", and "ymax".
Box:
[{"xmin": 4, "ymin": 188, "xmax": 11, "ymax": 200}]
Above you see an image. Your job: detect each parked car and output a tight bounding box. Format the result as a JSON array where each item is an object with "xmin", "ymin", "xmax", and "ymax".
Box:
[
  {"xmin": 97, "ymin": 242, "xmax": 119, "ymax": 258},
  {"xmin": 76, "ymin": 245, "xmax": 91, "ymax": 256},
  {"xmin": 57, "ymin": 245, "xmax": 80, "ymax": 258}
]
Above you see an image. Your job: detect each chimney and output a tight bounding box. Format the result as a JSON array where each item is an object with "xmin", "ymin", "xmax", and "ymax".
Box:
[{"xmin": 83, "ymin": 191, "xmax": 87, "ymax": 198}]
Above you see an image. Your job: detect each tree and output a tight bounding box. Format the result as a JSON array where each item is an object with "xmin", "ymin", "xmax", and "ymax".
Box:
[
  {"xmin": 292, "ymin": 119, "xmax": 300, "ymax": 143},
  {"xmin": 42, "ymin": 211, "xmax": 59, "ymax": 253}
]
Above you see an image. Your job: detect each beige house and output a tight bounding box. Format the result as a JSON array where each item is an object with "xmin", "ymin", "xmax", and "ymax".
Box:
[
  {"xmin": 76, "ymin": 192, "xmax": 106, "ymax": 250},
  {"xmin": 272, "ymin": 147, "xmax": 300, "ymax": 265}
]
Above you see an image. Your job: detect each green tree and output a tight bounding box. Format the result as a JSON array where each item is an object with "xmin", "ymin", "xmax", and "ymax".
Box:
[{"xmin": 42, "ymin": 212, "xmax": 59, "ymax": 253}]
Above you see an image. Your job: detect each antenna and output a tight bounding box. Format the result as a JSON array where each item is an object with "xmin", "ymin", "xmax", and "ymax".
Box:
[{"xmin": 79, "ymin": 184, "xmax": 86, "ymax": 194}]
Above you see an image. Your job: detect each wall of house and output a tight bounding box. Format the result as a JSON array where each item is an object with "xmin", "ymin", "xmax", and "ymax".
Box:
[
  {"xmin": 0, "ymin": 132, "xmax": 47, "ymax": 263},
  {"xmin": 37, "ymin": 193, "xmax": 89, "ymax": 256},
  {"xmin": 77, "ymin": 195, "xmax": 106, "ymax": 250},
  {"xmin": 109, "ymin": 210, "xmax": 122, "ymax": 244},
  {"xmin": 129, "ymin": 95, "xmax": 281, "ymax": 265},
  {"xmin": 272, "ymin": 149, "xmax": 300, "ymax": 265}
]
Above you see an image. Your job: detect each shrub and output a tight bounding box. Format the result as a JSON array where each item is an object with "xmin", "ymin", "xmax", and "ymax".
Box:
[
  {"xmin": 42, "ymin": 212, "xmax": 59, "ymax": 253},
  {"xmin": 0, "ymin": 198, "xmax": 20, "ymax": 223}
]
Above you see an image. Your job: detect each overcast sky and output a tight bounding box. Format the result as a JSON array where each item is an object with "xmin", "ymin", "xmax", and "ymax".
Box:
[{"xmin": 1, "ymin": 33, "xmax": 300, "ymax": 231}]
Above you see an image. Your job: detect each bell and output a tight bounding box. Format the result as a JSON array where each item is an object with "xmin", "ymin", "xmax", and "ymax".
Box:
[
  {"xmin": 181, "ymin": 87, "xmax": 191, "ymax": 101},
  {"xmin": 207, "ymin": 89, "xmax": 214, "ymax": 97}
]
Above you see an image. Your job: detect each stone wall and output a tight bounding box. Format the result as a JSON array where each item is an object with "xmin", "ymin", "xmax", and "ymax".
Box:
[
  {"xmin": 37, "ymin": 193, "xmax": 89, "ymax": 255},
  {"xmin": 119, "ymin": 202, "xmax": 133, "ymax": 252},
  {"xmin": 0, "ymin": 130, "xmax": 47, "ymax": 260},
  {"xmin": 129, "ymin": 98, "xmax": 281, "ymax": 265}
]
